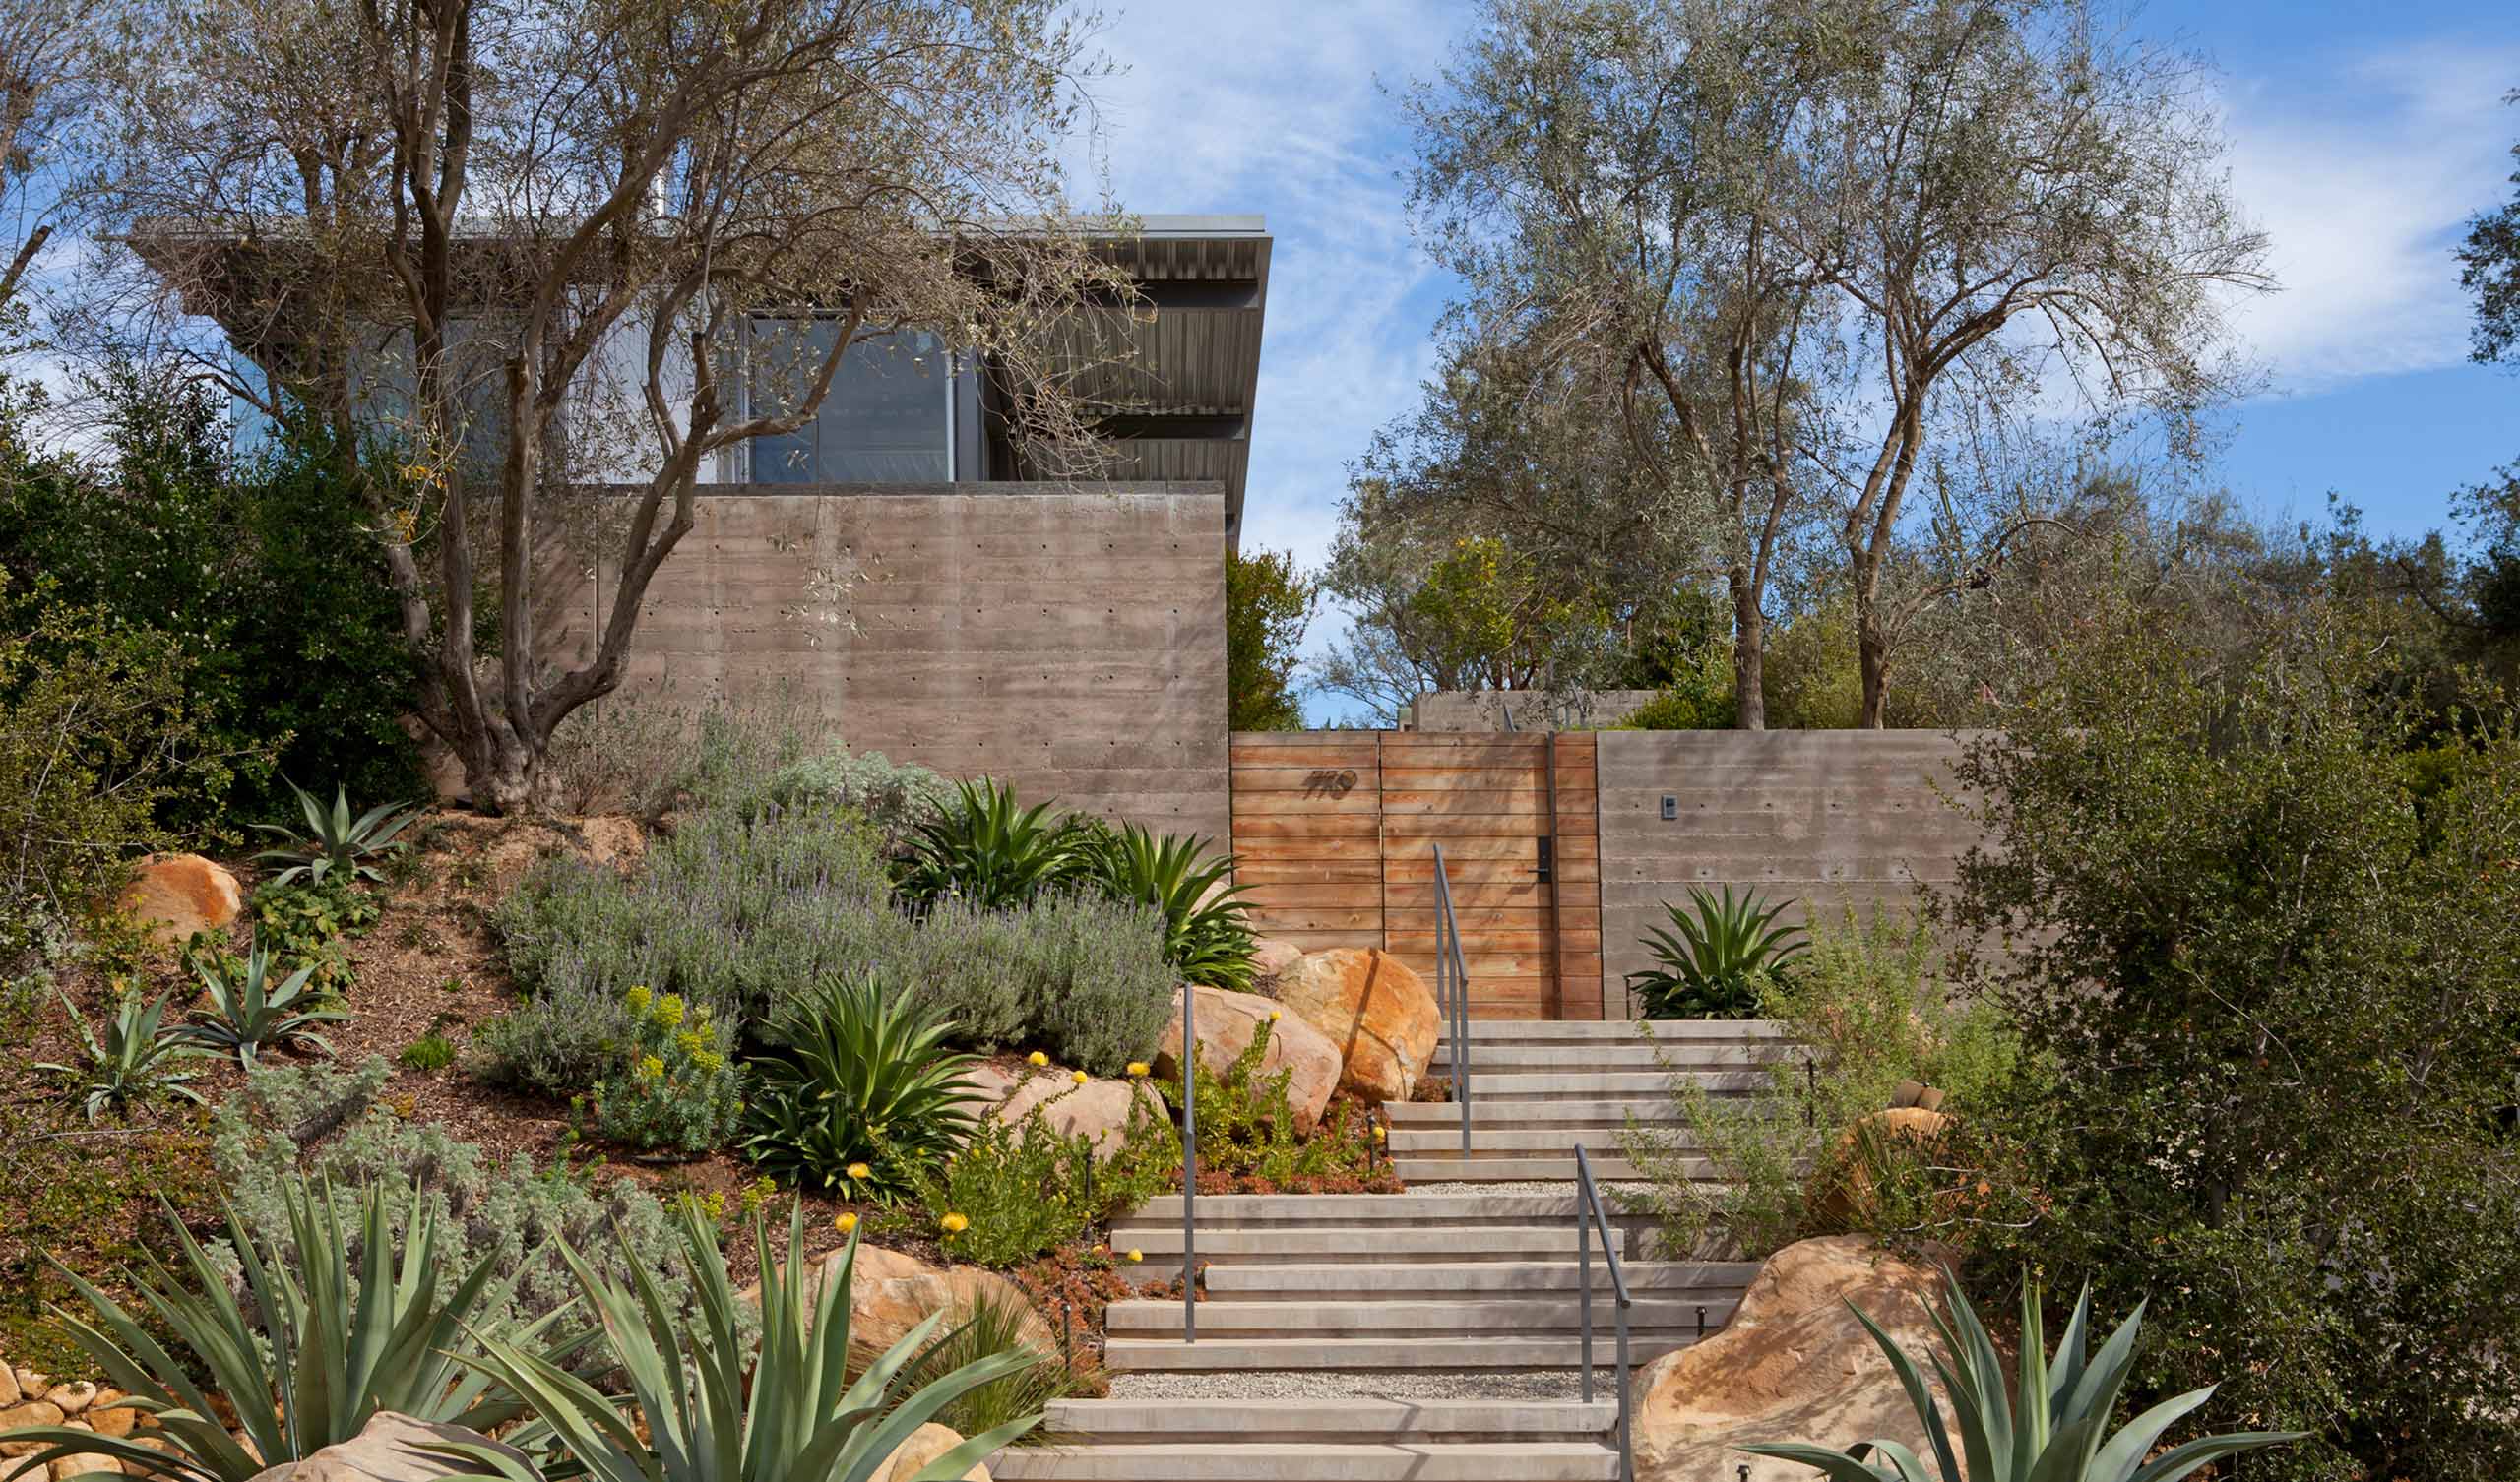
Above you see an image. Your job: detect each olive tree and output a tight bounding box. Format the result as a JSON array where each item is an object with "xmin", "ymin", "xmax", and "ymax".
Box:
[{"xmin": 92, "ymin": 0, "xmax": 1124, "ymax": 810}]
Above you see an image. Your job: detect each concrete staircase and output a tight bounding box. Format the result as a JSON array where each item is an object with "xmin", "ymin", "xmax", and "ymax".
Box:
[
  {"xmin": 1396, "ymin": 1019, "xmax": 1799, "ymax": 1184},
  {"xmin": 996, "ymin": 1019, "xmax": 1787, "ymax": 1482}
]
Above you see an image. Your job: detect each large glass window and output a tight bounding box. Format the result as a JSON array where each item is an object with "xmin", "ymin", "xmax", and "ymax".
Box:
[{"xmin": 749, "ymin": 319, "xmax": 952, "ymax": 482}]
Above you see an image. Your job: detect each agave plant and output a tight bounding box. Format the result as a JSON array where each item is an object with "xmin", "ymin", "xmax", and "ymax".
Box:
[
  {"xmin": 1739, "ymin": 1266, "xmax": 2302, "ymax": 1482},
  {"xmin": 429, "ymin": 1201, "xmax": 1038, "ymax": 1482},
  {"xmin": 897, "ymin": 777, "xmax": 1078, "ymax": 909},
  {"xmin": 741, "ymin": 970, "xmax": 980, "ymax": 1197},
  {"xmin": 1081, "ymin": 822, "xmax": 1258, "ymax": 990},
  {"xmin": 252, "ymin": 778, "xmax": 422, "ymax": 888},
  {"xmin": 1624, "ymin": 885, "xmax": 1808, "ymax": 1019},
  {"xmin": 35, "ymin": 989, "xmax": 217, "ymax": 1123},
  {"xmin": 0, "ymin": 1176, "xmax": 569, "ymax": 1482},
  {"xmin": 174, "ymin": 946, "xmax": 348, "ymax": 1067}
]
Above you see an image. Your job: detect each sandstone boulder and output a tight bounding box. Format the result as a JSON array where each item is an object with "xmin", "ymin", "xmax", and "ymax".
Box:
[
  {"xmin": 44, "ymin": 1449, "xmax": 120, "ymax": 1481},
  {"xmin": 241, "ymin": 1413, "xmax": 525, "ymax": 1482},
  {"xmin": 81, "ymin": 1398, "xmax": 135, "ymax": 1444},
  {"xmin": 0, "ymin": 1369, "xmax": 18, "ymax": 1409},
  {"xmin": 1155, "ymin": 986, "xmax": 1340, "ymax": 1133},
  {"xmin": 957, "ymin": 1065, "xmax": 1146, "ymax": 1160},
  {"xmin": 0, "ymin": 1404, "xmax": 66, "ymax": 1458},
  {"xmin": 37, "ymin": 1388, "xmax": 92, "ymax": 1419},
  {"xmin": 117, "ymin": 855, "xmax": 241, "ymax": 946},
  {"xmin": 873, "ymin": 1422, "xmax": 991, "ymax": 1482},
  {"xmin": 1634, "ymin": 1236, "xmax": 1946, "ymax": 1481},
  {"xmin": 1273, "ymin": 949, "xmax": 1439, "ymax": 1102},
  {"xmin": 1248, "ymin": 937, "xmax": 1303, "ymax": 988},
  {"xmin": 758, "ymin": 1245, "xmax": 1053, "ymax": 1378},
  {"xmin": 1807, "ymin": 1107, "xmax": 1954, "ymax": 1232}
]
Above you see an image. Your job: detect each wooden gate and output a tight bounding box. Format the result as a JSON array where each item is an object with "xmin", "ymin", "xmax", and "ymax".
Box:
[{"xmin": 1227, "ymin": 731, "xmax": 1604, "ymax": 1019}]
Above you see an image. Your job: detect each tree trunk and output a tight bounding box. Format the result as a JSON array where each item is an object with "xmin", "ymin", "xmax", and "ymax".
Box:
[
  {"xmin": 1857, "ymin": 603, "xmax": 1892, "ymax": 728},
  {"xmin": 1730, "ymin": 568, "xmax": 1768, "ymax": 730},
  {"xmin": 450, "ymin": 708, "xmax": 542, "ymax": 814}
]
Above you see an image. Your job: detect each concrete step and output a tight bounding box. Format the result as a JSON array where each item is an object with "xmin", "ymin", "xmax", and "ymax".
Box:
[
  {"xmin": 1107, "ymin": 1296, "xmax": 1741, "ymax": 1337},
  {"xmin": 1443, "ymin": 1019, "xmax": 1791, "ymax": 1042},
  {"xmin": 1462, "ymin": 1071, "xmax": 1765, "ymax": 1099},
  {"xmin": 1391, "ymin": 1155, "xmax": 1707, "ymax": 1183},
  {"xmin": 1038, "ymin": 1398, "xmax": 1614, "ymax": 1446},
  {"xmin": 1121, "ymin": 1194, "xmax": 1640, "ymax": 1229},
  {"xmin": 1431, "ymin": 1042, "xmax": 1797, "ymax": 1072},
  {"xmin": 1104, "ymin": 1226, "xmax": 1619, "ymax": 1266},
  {"xmin": 1202, "ymin": 1261, "xmax": 1757, "ymax": 1300},
  {"xmin": 1387, "ymin": 1128, "xmax": 1699, "ymax": 1154},
  {"xmin": 1102, "ymin": 1335, "xmax": 1700, "ymax": 1374},
  {"xmin": 1385, "ymin": 1099, "xmax": 1781, "ymax": 1128},
  {"xmin": 993, "ymin": 1441, "xmax": 1619, "ymax": 1481}
]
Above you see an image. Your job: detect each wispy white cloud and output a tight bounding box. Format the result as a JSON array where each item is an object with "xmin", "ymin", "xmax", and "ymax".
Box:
[
  {"xmin": 2218, "ymin": 38, "xmax": 2520, "ymax": 393},
  {"xmin": 1082, "ymin": 0, "xmax": 1460, "ymax": 586}
]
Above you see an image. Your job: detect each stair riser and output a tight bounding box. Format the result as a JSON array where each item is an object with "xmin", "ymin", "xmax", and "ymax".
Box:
[
  {"xmin": 1041, "ymin": 1400, "xmax": 1617, "ymax": 1447},
  {"xmin": 1431, "ymin": 1047, "xmax": 1797, "ymax": 1071},
  {"xmin": 994, "ymin": 1449, "xmax": 1618, "ymax": 1482},
  {"xmin": 1204, "ymin": 1263, "xmax": 1759, "ymax": 1297},
  {"xmin": 1108, "ymin": 1302, "xmax": 1740, "ymax": 1338},
  {"xmin": 1442, "ymin": 1019, "xmax": 1791, "ymax": 1041},
  {"xmin": 1391, "ymin": 1158, "xmax": 1693, "ymax": 1183},
  {"xmin": 1103, "ymin": 1338, "xmax": 1697, "ymax": 1372}
]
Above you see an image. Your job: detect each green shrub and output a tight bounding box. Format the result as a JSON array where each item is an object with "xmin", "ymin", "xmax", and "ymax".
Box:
[
  {"xmin": 904, "ymin": 1074, "xmax": 1177, "ymax": 1267},
  {"xmin": 582, "ymin": 986, "xmax": 745, "ymax": 1154},
  {"xmin": 899, "ymin": 778, "xmax": 1082, "ymax": 908},
  {"xmin": 1939, "ymin": 596, "xmax": 2520, "ymax": 1475},
  {"xmin": 1618, "ymin": 909, "xmax": 2019, "ymax": 1259},
  {"xmin": 249, "ymin": 779, "xmax": 422, "ymax": 888},
  {"xmin": 1155, "ymin": 1017, "xmax": 1385, "ymax": 1187},
  {"xmin": 899, "ymin": 1289, "xmax": 1085, "ymax": 1444},
  {"xmin": 398, "ymin": 1029, "xmax": 457, "ymax": 1072},
  {"xmin": 211, "ymin": 1058, "xmax": 716, "ymax": 1341},
  {"xmin": 249, "ymin": 874, "xmax": 379, "ymax": 993},
  {"xmin": 763, "ymin": 746, "xmax": 955, "ymax": 853},
  {"xmin": 1075, "ymin": 823, "xmax": 1257, "ymax": 991},
  {"xmin": 35, "ymin": 988, "xmax": 217, "ymax": 1122},
  {"xmin": 742, "ymin": 972, "xmax": 980, "ymax": 1197},
  {"xmin": 932, "ymin": 892, "xmax": 1179, "ymax": 1076},
  {"xmin": 0, "ymin": 371, "xmax": 422, "ymax": 834},
  {"xmin": 1622, "ymin": 886, "xmax": 1810, "ymax": 1019}
]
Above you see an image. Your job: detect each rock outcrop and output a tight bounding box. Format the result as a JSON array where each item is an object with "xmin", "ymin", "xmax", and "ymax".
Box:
[
  {"xmin": 1271, "ymin": 948, "xmax": 1439, "ymax": 1102},
  {"xmin": 957, "ymin": 1065, "xmax": 1146, "ymax": 1159},
  {"xmin": 873, "ymin": 1422, "xmax": 991, "ymax": 1482},
  {"xmin": 240, "ymin": 1412, "xmax": 527, "ymax": 1482},
  {"xmin": 1154, "ymin": 986, "xmax": 1340, "ymax": 1132},
  {"xmin": 117, "ymin": 855, "xmax": 242, "ymax": 945},
  {"xmin": 1633, "ymin": 1235, "xmax": 1947, "ymax": 1482},
  {"xmin": 767, "ymin": 1245, "xmax": 1053, "ymax": 1377}
]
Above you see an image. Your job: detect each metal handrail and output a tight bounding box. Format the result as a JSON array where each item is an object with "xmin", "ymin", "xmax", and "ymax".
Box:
[
  {"xmin": 1179, "ymin": 980, "xmax": 1199, "ymax": 1341},
  {"xmin": 1574, "ymin": 1144, "xmax": 1634, "ymax": 1482},
  {"xmin": 1431, "ymin": 841, "xmax": 1472, "ymax": 1155}
]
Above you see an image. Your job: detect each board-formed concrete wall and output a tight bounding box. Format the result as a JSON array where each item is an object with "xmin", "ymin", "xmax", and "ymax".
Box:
[
  {"xmin": 1594, "ymin": 730, "xmax": 1985, "ymax": 1016},
  {"xmin": 567, "ymin": 482, "xmax": 1229, "ymax": 840}
]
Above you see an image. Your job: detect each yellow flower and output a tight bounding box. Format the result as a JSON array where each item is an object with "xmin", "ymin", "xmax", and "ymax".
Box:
[
  {"xmin": 1124, "ymin": 1249, "xmax": 1143, "ymax": 1264},
  {"xmin": 1126, "ymin": 1062, "xmax": 1150, "ymax": 1078},
  {"xmin": 637, "ymin": 1054, "xmax": 665, "ymax": 1081},
  {"xmin": 693, "ymin": 1049, "xmax": 725, "ymax": 1074},
  {"xmin": 846, "ymin": 1162, "xmax": 873, "ymax": 1182},
  {"xmin": 834, "ymin": 1212, "xmax": 858, "ymax": 1235},
  {"xmin": 940, "ymin": 1212, "xmax": 970, "ymax": 1235},
  {"xmin": 1027, "ymin": 1051, "xmax": 1049, "ymax": 1068},
  {"xmin": 625, "ymin": 985, "xmax": 653, "ymax": 1014},
  {"xmin": 676, "ymin": 1030, "xmax": 705, "ymax": 1056},
  {"xmin": 1071, "ymin": 1070, "xmax": 1089, "ymax": 1085},
  {"xmin": 656, "ymin": 994, "xmax": 687, "ymax": 1028},
  {"xmin": 1267, "ymin": 1009, "xmax": 1282, "ymax": 1022},
  {"xmin": 1371, "ymin": 1126, "xmax": 1386, "ymax": 1142}
]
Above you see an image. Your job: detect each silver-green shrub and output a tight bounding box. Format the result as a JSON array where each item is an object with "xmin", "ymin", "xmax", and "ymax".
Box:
[
  {"xmin": 211, "ymin": 1057, "xmax": 714, "ymax": 1337},
  {"xmin": 760, "ymin": 747, "xmax": 955, "ymax": 853}
]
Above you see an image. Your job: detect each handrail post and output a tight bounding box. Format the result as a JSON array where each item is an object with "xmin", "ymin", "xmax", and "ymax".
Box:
[
  {"xmin": 1575, "ymin": 1144, "xmax": 1636, "ymax": 1482},
  {"xmin": 1181, "ymin": 978, "xmax": 1196, "ymax": 1344},
  {"xmin": 1578, "ymin": 1185, "xmax": 1594, "ymax": 1403},
  {"xmin": 1434, "ymin": 842, "xmax": 1470, "ymax": 1157}
]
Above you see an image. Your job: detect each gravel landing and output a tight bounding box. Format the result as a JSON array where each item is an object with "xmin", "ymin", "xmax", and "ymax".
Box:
[{"xmin": 1108, "ymin": 1369, "xmax": 1610, "ymax": 1401}]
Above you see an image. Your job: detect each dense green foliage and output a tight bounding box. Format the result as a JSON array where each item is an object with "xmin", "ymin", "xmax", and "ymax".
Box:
[
  {"xmin": 1942, "ymin": 597, "xmax": 2520, "ymax": 1478},
  {"xmin": 742, "ymin": 973, "xmax": 980, "ymax": 1197},
  {"xmin": 1224, "ymin": 546, "xmax": 1315, "ymax": 731},
  {"xmin": 1075, "ymin": 822, "xmax": 1258, "ymax": 991},
  {"xmin": 898, "ymin": 1289, "xmax": 1086, "ymax": 1447},
  {"xmin": 0, "ymin": 375, "xmax": 421, "ymax": 833},
  {"xmin": 1621, "ymin": 911, "xmax": 2019, "ymax": 1260},
  {"xmin": 250, "ymin": 779, "xmax": 422, "ymax": 888},
  {"xmin": 899, "ymin": 778, "xmax": 1081, "ymax": 909},
  {"xmin": 759, "ymin": 747, "xmax": 956, "ymax": 854},
  {"xmin": 1742, "ymin": 1269, "xmax": 2302, "ymax": 1482},
  {"xmin": 1623, "ymin": 886, "xmax": 1809, "ymax": 1019},
  {"xmin": 0, "ymin": 1176, "xmax": 546, "ymax": 1482},
  {"xmin": 1156, "ymin": 1016, "xmax": 1390, "ymax": 1188},
  {"xmin": 212, "ymin": 1058, "xmax": 712, "ymax": 1339},
  {"xmin": 904, "ymin": 1073, "xmax": 1177, "ymax": 1266},
  {"xmin": 436, "ymin": 1204, "xmax": 1039, "ymax": 1482},
  {"xmin": 249, "ymin": 874, "xmax": 381, "ymax": 993}
]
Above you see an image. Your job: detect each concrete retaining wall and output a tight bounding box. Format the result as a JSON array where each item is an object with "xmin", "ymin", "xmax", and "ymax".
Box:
[
  {"xmin": 565, "ymin": 482, "xmax": 1229, "ymax": 839},
  {"xmin": 1594, "ymin": 730, "xmax": 1985, "ymax": 1014}
]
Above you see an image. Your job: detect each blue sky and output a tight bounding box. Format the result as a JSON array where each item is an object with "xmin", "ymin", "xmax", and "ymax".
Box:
[{"xmin": 1081, "ymin": 1, "xmax": 2520, "ymax": 713}]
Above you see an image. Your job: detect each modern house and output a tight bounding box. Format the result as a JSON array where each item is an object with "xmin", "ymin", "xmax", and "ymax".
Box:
[{"xmin": 158, "ymin": 215, "xmax": 1271, "ymax": 840}]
